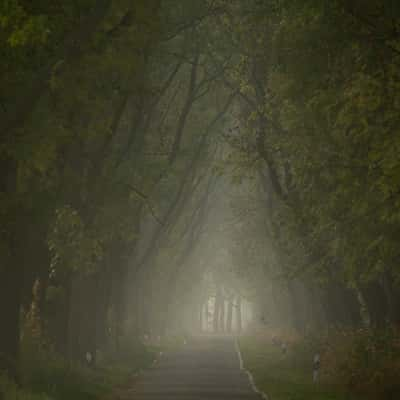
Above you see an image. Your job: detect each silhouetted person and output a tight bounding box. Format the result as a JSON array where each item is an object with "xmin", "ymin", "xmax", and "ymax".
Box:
[
  {"xmin": 281, "ymin": 341, "xmax": 287, "ymax": 356},
  {"xmin": 85, "ymin": 351, "xmax": 93, "ymax": 366},
  {"xmin": 272, "ymin": 335, "xmax": 280, "ymax": 347},
  {"xmin": 313, "ymin": 353, "xmax": 321, "ymax": 383}
]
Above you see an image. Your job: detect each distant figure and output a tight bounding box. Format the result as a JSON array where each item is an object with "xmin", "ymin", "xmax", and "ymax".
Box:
[
  {"xmin": 85, "ymin": 351, "xmax": 92, "ymax": 365},
  {"xmin": 313, "ymin": 353, "xmax": 321, "ymax": 383},
  {"xmin": 281, "ymin": 341, "xmax": 287, "ymax": 356},
  {"xmin": 272, "ymin": 335, "xmax": 281, "ymax": 347}
]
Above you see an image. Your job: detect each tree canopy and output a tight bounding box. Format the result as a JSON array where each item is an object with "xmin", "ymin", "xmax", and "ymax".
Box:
[{"xmin": 1, "ymin": 2, "xmax": 400, "ymax": 392}]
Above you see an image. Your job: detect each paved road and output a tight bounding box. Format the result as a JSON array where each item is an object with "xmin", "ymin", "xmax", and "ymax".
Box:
[{"xmin": 128, "ymin": 336, "xmax": 264, "ymax": 400}]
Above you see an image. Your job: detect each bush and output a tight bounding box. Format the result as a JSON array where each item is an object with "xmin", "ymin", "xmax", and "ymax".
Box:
[
  {"xmin": 322, "ymin": 327, "xmax": 400, "ymax": 399},
  {"xmin": 17, "ymin": 329, "xmax": 154, "ymax": 400},
  {"xmin": 243, "ymin": 325, "xmax": 400, "ymax": 400},
  {"xmin": 0, "ymin": 373, "xmax": 51, "ymax": 400},
  {"xmin": 19, "ymin": 336, "xmax": 106, "ymax": 400}
]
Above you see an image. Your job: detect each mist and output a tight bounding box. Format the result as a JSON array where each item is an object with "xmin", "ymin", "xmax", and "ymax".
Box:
[{"xmin": 1, "ymin": 1, "xmax": 400, "ymax": 400}]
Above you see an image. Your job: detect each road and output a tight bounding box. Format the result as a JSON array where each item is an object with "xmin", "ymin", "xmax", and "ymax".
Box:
[{"xmin": 127, "ymin": 336, "xmax": 264, "ymax": 400}]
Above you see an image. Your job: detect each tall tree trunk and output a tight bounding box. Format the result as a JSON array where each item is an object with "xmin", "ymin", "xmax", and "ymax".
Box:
[
  {"xmin": 214, "ymin": 286, "xmax": 223, "ymax": 333},
  {"xmin": 219, "ymin": 298, "xmax": 225, "ymax": 333},
  {"xmin": 226, "ymin": 296, "xmax": 233, "ymax": 333},
  {"xmin": 0, "ymin": 158, "xmax": 22, "ymax": 379},
  {"xmin": 213, "ymin": 298, "xmax": 219, "ymax": 333},
  {"xmin": 205, "ymin": 299, "xmax": 209, "ymax": 332},
  {"xmin": 0, "ymin": 261, "xmax": 22, "ymax": 379},
  {"xmin": 84, "ymin": 275, "xmax": 101, "ymax": 365},
  {"xmin": 382, "ymin": 271, "xmax": 400, "ymax": 325},
  {"xmin": 286, "ymin": 279, "xmax": 306, "ymax": 334},
  {"xmin": 199, "ymin": 302, "xmax": 203, "ymax": 332},
  {"xmin": 361, "ymin": 281, "xmax": 388, "ymax": 328},
  {"xmin": 94, "ymin": 264, "xmax": 113, "ymax": 354},
  {"xmin": 113, "ymin": 265, "xmax": 128, "ymax": 354},
  {"xmin": 236, "ymin": 295, "xmax": 242, "ymax": 334},
  {"xmin": 67, "ymin": 274, "xmax": 99, "ymax": 363},
  {"xmin": 67, "ymin": 276, "xmax": 82, "ymax": 361},
  {"xmin": 320, "ymin": 281, "xmax": 361, "ymax": 329}
]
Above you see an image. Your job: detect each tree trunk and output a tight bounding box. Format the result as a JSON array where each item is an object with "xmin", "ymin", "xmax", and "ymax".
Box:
[
  {"xmin": 226, "ymin": 297, "xmax": 233, "ymax": 333},
  {"xmin": 51, "ymin": 275, "xmax": 72, "ymax": 357},
  {"xmin": 320, "ymin": 281, "xmax": 361, "ymax": 329},
  {"xmin": 236, "ymin": 295, "xmax": 242, "ymax": 334},
  {"xmin": 199, "ymin": 302, "xmax": 203, "ymax": 332},
  {"xmin": 0, "ymin": 158, "xmax": 22, "ymax": 379},
  {"xmin": 361, "ymin": 281, "xmax": 388, "ymax": 328},
  {"xmin": 94, "ymin": 265, "xmax": 113, "ymax": 354},
  {"xmin": 214, "ymin": 286, "xmax": 223, "ymax": 333},
  {"xmin": 382, "ymin": 271, "xmax": 400, "ymax": 325},
  {"xmin": 219, "ymin": 298, "xmax": 225, "ymax": 333},
  {"xmin": 205, "ymin": 299, "xmax": 209, "ymax": 332},
  {"xmin": 286, "ymin": 279, "xmax": 306, "ymax": 334},
  {"xmin": 113, "ymin": 266, "xmax": 127, "ymax": 354},
  {"xmin": 0, "ymin": 261, "xmax": 22, "ymax": 379},
  {"xmin": 213, "ymin": 297, "xmax": 219, "ymax": 333}
]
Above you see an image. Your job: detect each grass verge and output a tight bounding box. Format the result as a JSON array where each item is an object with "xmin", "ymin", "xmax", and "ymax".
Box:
[
  {"xmin": 239, "ymin": 334, "xmax": 360, "ymax": 400},
  {"xmin": 1, "ymin": 338, "xmax": 157, "ymax": 400}
]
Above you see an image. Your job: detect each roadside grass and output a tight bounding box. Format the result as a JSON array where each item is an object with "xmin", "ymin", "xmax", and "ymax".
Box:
[
  {"xmin": 239, "ymin": 335, "xmax": 359, "ymax": 400},
  {"xmin": 1, "ymin": 337, "xmax": 157, "ymax": 400}
]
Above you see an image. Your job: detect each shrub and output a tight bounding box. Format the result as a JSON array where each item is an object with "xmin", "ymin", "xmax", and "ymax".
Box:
[
  {"xmin": 0, "ymin": 373, "xmax": 51, "ymax": 400},
  {"xmin": 18, "ymin": 329, "xmax": 148, "ymax": 400},
  {"xmin": 322, "ymin": 327, "xmax": 400, "ymax": 399}
]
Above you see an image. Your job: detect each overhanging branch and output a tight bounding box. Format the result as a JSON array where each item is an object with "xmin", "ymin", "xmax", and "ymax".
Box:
[{"xmin": 124, "ymin": 183, "xmax": 164, "ymax": 226}]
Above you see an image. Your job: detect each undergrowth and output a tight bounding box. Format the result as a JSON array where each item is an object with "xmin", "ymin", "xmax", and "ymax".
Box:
[
  {"xmin": 240, "ymin": 326, "xmax": 400, "ymax": 400},
  {"xmin": 0, "ymin": 333, "xmax": 155, "ymax": 400}
]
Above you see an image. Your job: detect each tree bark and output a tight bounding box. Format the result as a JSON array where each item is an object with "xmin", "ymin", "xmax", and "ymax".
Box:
[
  {"xmin": 361, "ymin": 281, "xmax": 388, "ymax": 328},
  {"xmin": 219, "ymin": 297, "xmax": 225, "ymax": 333},
  {"xmin": 0, "ymin": 262, "xmax": 22, "ymax": 379},
  {"xmin": 382, "ymin": 271, "xmax": 400, "ymax": 325},
  {"xmin": 226, "ymin": 296, "xmax": 233, "ymax": 333},
  {"xmin": 199, "ymin": 302, "xmax": 203, "ymax": 332},
  {"xmin": 236, "ymin": 295, "xmax": 242, "ymax": 334},
  {"xmin": 205, "ymin": 299, "xmax": 209, "ymax": 332},
  {"xmin": 213, "ymin": 286, "xmax": 223, "ymax": 333},
  {"xmin": 168, "ymin": 51, "xmax": 200, "ymax": 165},
  {"xmin": 0, "ymin": 160, "xmax": 22, "ymax": 379}
]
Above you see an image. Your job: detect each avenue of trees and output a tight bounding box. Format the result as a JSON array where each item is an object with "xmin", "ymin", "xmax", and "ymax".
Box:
[
  {"xmin": 1, "ymin": 0, "xmax": 400, "ymax": 395},
  {"xmin": 219, "ymin": 0, "xmax": 400, "ymax": 334},
  {"xmin": 1, "ymin": 0, "xmax": 233, "ymax": 378}
]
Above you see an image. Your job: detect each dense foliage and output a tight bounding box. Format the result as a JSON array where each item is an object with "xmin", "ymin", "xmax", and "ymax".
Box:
[
  {"xmin": 1, "ymin": 1, "xmax": 400, "ymax": 399},
  {"xmin": 0, "ymin": 0, "xmax": 227, "ymax": 380},
  {"xmin": 217, "ymin": 0, "xmax": 400, "ymax": 332}
]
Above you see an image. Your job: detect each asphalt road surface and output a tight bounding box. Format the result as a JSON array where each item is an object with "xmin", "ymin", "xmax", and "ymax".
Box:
[{"xmin": 128, "ymin": 336, "xmax": 265, "ymax": 400}]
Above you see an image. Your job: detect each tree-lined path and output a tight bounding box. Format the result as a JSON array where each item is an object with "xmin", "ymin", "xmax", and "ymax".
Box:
[
  {"xmin": 2, "ymin": 1, "xmax": 400, "ymax": 399},
  {"xmin": 128, "ymin": 336, "xmax": 263, "ymax": 400}
]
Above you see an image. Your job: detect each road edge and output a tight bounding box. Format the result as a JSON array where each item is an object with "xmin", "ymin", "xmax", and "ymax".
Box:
[{"xmin": 234, "ymin": 338, "xmax": 269, "ymax": 400}]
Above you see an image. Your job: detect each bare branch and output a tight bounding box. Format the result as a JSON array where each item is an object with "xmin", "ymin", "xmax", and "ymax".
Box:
[{"xmin": 124, "ymin": 183, "xmax": 164, "ymax": 226}]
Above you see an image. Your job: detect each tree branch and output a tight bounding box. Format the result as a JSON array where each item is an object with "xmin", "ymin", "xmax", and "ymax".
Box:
[{"xmin": 124, "ymin": 183, "xmax": 164, "ymax": 226}]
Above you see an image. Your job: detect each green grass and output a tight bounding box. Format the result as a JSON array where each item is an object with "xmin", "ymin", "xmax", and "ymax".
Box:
[
  {"xmin": 1, "ymin": 338, "xmax": 157, "ymax": 400},
  {"xmin": 239, "ymin": 335, "xmax": 359, "ymax": 400},
  {"xmin": 0, "ymin": 374, "xmax": 51, "ymax": 400}
]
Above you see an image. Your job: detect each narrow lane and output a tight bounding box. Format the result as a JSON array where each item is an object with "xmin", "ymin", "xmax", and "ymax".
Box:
[{"xmin": 129, "ymin": 336, "xmax": 263, "ymax": 400}]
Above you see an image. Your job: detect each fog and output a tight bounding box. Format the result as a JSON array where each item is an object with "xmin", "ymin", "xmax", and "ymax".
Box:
[{"xmin": 1, "ymin": 1, "xmax": 400, "ymax": 399}]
